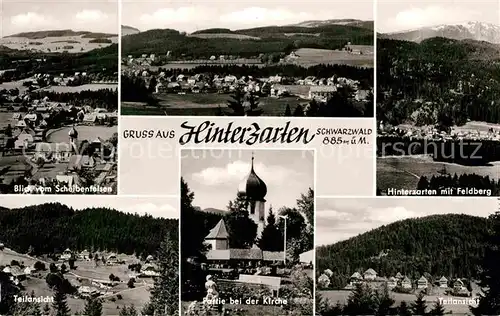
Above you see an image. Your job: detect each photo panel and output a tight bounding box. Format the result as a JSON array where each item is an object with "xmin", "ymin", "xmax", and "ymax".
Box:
[
  {"xmin": 0, "ymin": 0, "xmax": 119, "ymax": 194},
  {"xmin": 315, "ymin": 197, "xmax": 499, "ymax": 315},
  {"xmin": 120, "ymin": 0, "xmax": 374, "ymax": 118},
  {"xmin": 180, "ymin": 148, "xmax": 314, "ymax": 315},
  {"xmin": 376, "ymin": 0, "xmax": 500, "ymax": 197},
  {"xmin": 0, "ymin": 195, "xmax": 179, "ymax": 316}
]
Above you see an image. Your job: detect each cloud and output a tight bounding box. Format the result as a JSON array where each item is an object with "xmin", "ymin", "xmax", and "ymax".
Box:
[
  {"xmin": 190, "ymin": 161, "xmax": 300, "ymax": 187},
  {"xmin": 10, "ymin": 12, "xmax": 58, "ymax": 30},
  {"xmin": 118, "ymin": 203, "xmax": 178, "ymax": 219},
  {"xmin": 220, "ymin": 7, "xmax": 312, "ymax": 25},
  {"xmin": 75, "ymin": 10, "xmax": 108, "ymax": 22},
  {"xmin": 384, "ymin": 5, "xmax": 481, "ymax": 32}
]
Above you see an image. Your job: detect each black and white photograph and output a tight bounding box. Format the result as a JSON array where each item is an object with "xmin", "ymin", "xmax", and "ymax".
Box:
[
  {"xmin": 376, "ymin": 0, "xmax": 500, "ymax": 196},
  {"xmin": 120, "ymin": 0, "xmax": 374, "ymax": 117},
  {"xmin": 0, "ymin": 0, "xmax": 119, "ymax": 194},
  {"xmin": 180, "ymin": 149, "xmax": 314, "ymax": 315},
  {"xmin": 0, "ymin": 196, "xmax": 179, "ymax": 316},
  {"xmin": 315, "ymin": 197, "xmax": 500, "ymax": 316}
]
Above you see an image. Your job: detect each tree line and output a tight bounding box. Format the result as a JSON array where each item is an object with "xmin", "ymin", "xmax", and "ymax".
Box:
[{"xmin": 0, "ymin": 202, "xmax": 178, "ymax": 258}]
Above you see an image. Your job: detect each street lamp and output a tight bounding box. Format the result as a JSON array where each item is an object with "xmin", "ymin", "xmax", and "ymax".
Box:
[{"xmin": 279, "ymin": 215, "xmax": 288, "ymax": 265}]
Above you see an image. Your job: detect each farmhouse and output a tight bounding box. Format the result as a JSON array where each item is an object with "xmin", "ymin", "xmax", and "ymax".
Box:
[
  {"xmin": 401, "ymin": 276, "xmax": 412, "ymax": 289},
  {"xmin": 417, "ymin": 276, "xmax": 428, "ymax": 289},
  {"xmin": 78, "ymin": 285, "xmax": 100, "ymax": 298},
  {"xmin": 141, "ymin": 264, "xmax": 160, "ymax": 277},
  {"xmin": 309, "ymin": 85, "xmax": 336, "ymax": 102},
  {"xmin": 60, "ymin": 248, "xmax": 73, "ymax": 261},
  {"xmin": 299, "ymin": 249, "xmax": 313, "ymax": 265},
  {"xmin": 34, "ymin": 142, "xmax": 73, "ymax": 162},
  {"xmin": 454, "ymin": 279, "xmax": 465, "ymax": 291},
  {"xmin": 324, "ymin": 269, "xmax": 333, "ymax": 277},
  {"xmin": 363, "ymin": 269, "xmax": 377, "ymax": 281},
  {"xmin": 79, "ymin": 250, "xmax": 91, "ymax": 260},
  {"xmin": 395, "ymin": 272, "xmax": 403, "ymax": 279},
  {"xmin": 14, "ymin": 130, "xmax": 34, "ymax": 149},
  {"xmin": 387, "ymin": 277, "xmax": 397, "ymax": 289},
  {"xmin": 439, "ymin": 276, "xmax": 448, "ymax": 288},
  {"xmin": 68, "ymin": 155, "xmax": 95, "ymax": 171},
  {"xmin": 318, "ymin": 274, "xmax": 331, "ymax": 288}
]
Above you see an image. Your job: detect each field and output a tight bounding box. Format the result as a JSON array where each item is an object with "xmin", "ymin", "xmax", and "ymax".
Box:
[
  {"xmin": 287, "ymin": 48, "xmax": 374, "ymax": 67},
  {"xmin": 38, "ymin": 83, "xmax": 118, "ymax": 93},
  {"xmin": 0, "ymin": 248, "xmax": 151, "ymax": 315},
  {"xmin": 121, "ymin": 94, "xmax": 306, "ymax": 116},
  {"xmin": 0, "ymin": 79, "xmax": 33, "ymax": 93},
  {"xmin": 188, "ymin": 33, "xmax": 261, "ymax": 40},
  {"xmin": 377, "ymin": 155, "xmax": 500, "ymax": 192},
  {"xmin": 319, "ymin": 290, "xmax": 475, "ymax": 315},
  {"xmin": 0, "ymin": 35, "xmax": 118, "ymax": 53},
  {"xmin": 47, "ymin": 125, "xmax": 117, "ymax": 143}
]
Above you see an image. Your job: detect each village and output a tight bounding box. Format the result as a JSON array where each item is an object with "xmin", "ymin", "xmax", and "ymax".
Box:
[
  {"xmin": 318, "ymin": 268, "xmax": 474, "ymax": 298},
  {"xmin": 0, "ymin": 71, "xmax": 118, "ymax": 194},
  {"xmin": 0, "ymin": 242, "xmax": 159, "ymax": 312}
]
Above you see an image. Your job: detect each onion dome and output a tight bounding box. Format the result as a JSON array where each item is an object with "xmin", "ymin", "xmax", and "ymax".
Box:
[
  {"xmin": 245, "ymin": 154, "xmax": 267, "ymax": 200},
  {"xmin": 68, "ymin": 126, "xmax": 78, "ymax": 138}
]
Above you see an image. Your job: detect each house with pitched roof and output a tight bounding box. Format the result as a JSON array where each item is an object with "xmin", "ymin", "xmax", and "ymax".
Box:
[
  {"xmin": 387, "ymin": 277, "xmax": 397, "ymax": 289},
  {"xmin": 205, "ymin": 219, "xmax": 229, "ymax": 251},
  {"xmin": 318, "ymin": 274, "xmax": 331, "ymax": 288},
  {"xmin": 401, "ymin": 276, "xmax": 412, "ymax": 289},
  {"xmin": 439, "ymin": 276, "xmax": 448, "ymax": 288},
  {"xmin": 364, "ymin": 268, "xmax": 377, "ymax": 280},
  {"xmin": 417, "ymin": 276, "xmax": 428, "ymax": 289}
]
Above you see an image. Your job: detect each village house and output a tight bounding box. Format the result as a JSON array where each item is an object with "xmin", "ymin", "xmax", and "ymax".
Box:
[
  {"xmin": 309, "ymin": 85, "xmax": 337, "ymax": 102},
  {"xmin": 454, "ymin": 279, "xmax": 465, "ymax": 291},
  {"xmin": 79, "ymin": 250, "xmax": 91, "ymax": 261},
  {"xmin": 78, "ymin": 285, "xmax": 100, "ymax": 298},
  {"xmin": 324, "ymin": 269, "xmax": 334, "ymax": 277},
  {"xmin": 395, "ymin": 272, "xmax": 404, "ymax": 279},
  {"xmin": 141, "ymin": 264, "xmax": 160, "ymax": 277},
  {"xmin": 363, "ymin": 269, "xmax": 377, "ymax": 281},
  {"xmin": 68, "ymin": 155, "xmax": 95, "ymax": 171},
  {"xmin": 34, "ymin": 142, "xmax": 73, "ymax": 163},
  {"xmin": 60, "ymin": 248, "xmax": 73, "ymax": 261},
  {"xmin": 318, "ymin": 274, "xmax": 331, "ymax": 288},
  {"xmin": 439, "ymin": 276, "xmax": 448, "ymax": 288},
  {"xmin": 401, "ymin": 276, "xmax": 412, "ymax": 289},
  {"xmin": 417, "ymin": 276, "xmax": 428, "ymax": 289},
  {"xmin": 387, "ymin": 277, "xmax": 397, "ymax": 289},
  {"xmin": 14, "ymin": 130, "xmax": 34, "ymax": 149}
]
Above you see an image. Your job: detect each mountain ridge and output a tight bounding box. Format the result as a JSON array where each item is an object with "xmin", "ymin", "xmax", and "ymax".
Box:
[{"xmin": 382, "ymin": 21, "xmax": 500, "ymax": 44}]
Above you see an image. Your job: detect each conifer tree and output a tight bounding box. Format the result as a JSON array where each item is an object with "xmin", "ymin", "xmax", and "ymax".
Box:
[
  {"xmin": 227, "ymin": 88, "xmax": 245, "ymax": 116},
  {"xmin": 343, "ymin": 283, "xmax": 376, "ymax": 315},
  {"xmin": 82, "ymin": 297, "xmax": 102, "ymax": 316},
  {"xmin": 258, "ymin": 207, "xmax": 283, "ymax": 251},
  {"xmin": 52, "ymin": 285, "xmax": 71, "ymax": 316},
  {"xmin": 149, "ymin": 235, "xmax": 179, "ymax": 315},
  {"xmin": 397, "ymin": 301, "xmax": 412, "ymax": 316},
  {"xmin": 411, "ymin": 292, "xmax": 428, "ymax": 315},
  {"xmin": 471, "ymin": 211, "xmax": 500, "ymax": 315},
  {"xmin": 284, "ymin": 104, "xmax": 292, "ymax": 116},
  {"xmin": 430, "ymin": 299, "xmax": 445, "ymax": 315}
]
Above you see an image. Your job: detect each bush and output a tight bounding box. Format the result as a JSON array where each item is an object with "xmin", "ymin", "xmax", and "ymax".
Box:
[
  {"xmin": 116, "ymin": 294, "xmax": 123, "ymax": 300},
  {"xmin": 34, "ymin": 261, "xmax": 46, "ymax": 271},
  {"xmin": 127, "ymin": 278, "xmax": 135, "ymax": 288}
]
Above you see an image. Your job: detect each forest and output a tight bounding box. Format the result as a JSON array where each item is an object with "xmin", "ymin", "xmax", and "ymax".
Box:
[
  {"xmin": 316, "ymin": 214, "xmax": 490, "ymax": 289},
  {"xmin": 376, "ymin": 37, "xmax": 500, "ymax": 126},
  {"xmin": 121, "ymin": 25, "xmax": 373, "ymax": 57},
  {"xmin": 0, "ymin": 202, "xmax": 178, "ymax": 258},
  {"xmin": 0, "ymin": 44, "xmax": 118, "ymax": 76}
]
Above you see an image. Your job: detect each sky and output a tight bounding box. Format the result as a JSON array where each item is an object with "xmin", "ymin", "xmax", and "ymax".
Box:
[
  {"xmin": 377, "ymin": 0, "xmax": 500, "ymax": 33},
  {"xmin": 316, "ymin": 198, "xmax": 497, "ymax": 246},
  {"xmin": 0, "ymin": 196, "xmax": 179, "ymax": 219},
  {"xmin": 1, "ymin": 0, "xmax": 118, "ymax": 36},
  {"xmin": 181, "ymin": 149, "xmax": 314, "ymax": 211},
  {"xmin": 122, "ymin": 0, "xmax": 374, "ymax": 32}
]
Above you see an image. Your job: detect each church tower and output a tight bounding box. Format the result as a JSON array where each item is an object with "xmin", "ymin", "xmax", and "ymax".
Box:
[{"xmin": 240, "ymin": 153, "xmax": 267, "ymax": 239}]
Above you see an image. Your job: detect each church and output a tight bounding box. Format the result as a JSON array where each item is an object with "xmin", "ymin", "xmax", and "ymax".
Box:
[{"xmin": 203, "ymin": 154, "xmax": 284, "ymax": 266}]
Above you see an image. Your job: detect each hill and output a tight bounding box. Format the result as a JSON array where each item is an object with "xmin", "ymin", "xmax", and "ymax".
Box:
[
  {"xmin": 201, "ymin": 208, "xmax": 227, "ymax": 216},
  {"xmin": 382, "ymin": 21, "xmax": 500, "ymax": 44},
  {"xmin": 121, "ymin": 24, "xmax": 373, "ymax": 57},
  {"xmin": 316, "ymin": 214, "xmax": 490, "ymax": 288},
  {"xmin": 291, "ymin": 19, "xmax": 374, "ymax": 30},
  {"xmin": 6, "ymin": 29, "xmax": 117, "ymax": 39},
  {"xmin": 122, "ymin": 25, "xmax": 141, "ymax": 36},
  {"xmin": 0, "ymin": 202, "xmax": 178, "ymax": 257}
]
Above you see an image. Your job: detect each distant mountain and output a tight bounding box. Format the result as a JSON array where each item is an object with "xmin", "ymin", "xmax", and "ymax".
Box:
[
  {"xmin": 383, "ymin": 21, "xmax": 500, "ymax": 44},
  {"xmin": 202, "ymin": 208, "xmax": 227, "ymax": 216},
  {"xmin": 122, "ymin": 25, "xmax": 140, "ymax": 36},
  {"xmin": 291, "ymin": 19, "xmax": 374, "ymax": 30},
  {"xmin": 5, "ymin": 29, "xmax": 117, "ymax": 39},
  {"xmin": 316, "ymin": 214, "xmax": 491, "ymax": 288}
]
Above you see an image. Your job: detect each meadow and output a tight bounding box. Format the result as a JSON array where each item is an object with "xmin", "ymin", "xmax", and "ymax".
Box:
[
  {"xmin": 46, "ymin": 125, "xmax": 117, "ymax": 143},
  {"xmin": 38, "ymin": 83, "xmax": 118, "ymax": 93},
  {"xmin": 0, "ymin": 35, "xmax": 118, "ymax": 53},
  {"xmin": 289, "ymin": 48, "xmax": 374, "ymax": 68}
]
